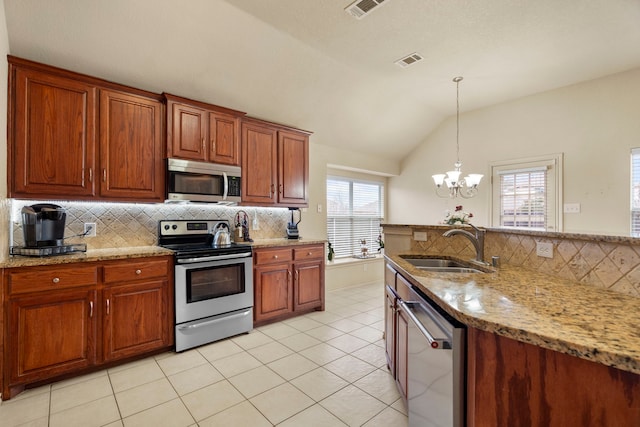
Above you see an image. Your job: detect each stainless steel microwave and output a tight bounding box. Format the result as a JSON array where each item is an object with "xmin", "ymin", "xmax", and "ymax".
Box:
[{"xmin": 166, "ymin": 158, "xmax": 241, "ymax": 204}]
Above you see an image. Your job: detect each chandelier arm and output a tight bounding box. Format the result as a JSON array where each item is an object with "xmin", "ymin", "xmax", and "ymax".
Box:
[{"xmin": 434, "ymin": 186, "xmax": 455, "ymax": 199}]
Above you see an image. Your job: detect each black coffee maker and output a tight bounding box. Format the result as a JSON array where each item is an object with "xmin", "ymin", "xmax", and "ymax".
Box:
[{"xmin": 22, "ymin": 204, "xmax": 67, "ymax": 247}]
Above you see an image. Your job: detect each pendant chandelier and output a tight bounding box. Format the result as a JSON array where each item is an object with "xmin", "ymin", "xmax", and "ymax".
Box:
[{"xmin": 432, "ymin": 76, "xmax": 483, "ymax": 198}]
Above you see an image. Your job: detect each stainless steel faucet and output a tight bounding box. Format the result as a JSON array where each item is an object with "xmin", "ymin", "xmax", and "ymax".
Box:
[{"xmin": 443, "ymin": 223, "xmax": 487, "ymax": 264}]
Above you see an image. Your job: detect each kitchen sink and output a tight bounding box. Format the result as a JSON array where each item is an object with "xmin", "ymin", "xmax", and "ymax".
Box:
[{"xmin": 400, "ymin": 256, "xmax": 487, "ymax": 273}]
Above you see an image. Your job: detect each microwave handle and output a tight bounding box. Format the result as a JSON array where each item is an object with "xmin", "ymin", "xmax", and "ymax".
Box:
[{"xmin": 222, "ymin": 171, "xmax": 228, "ymax": 201}]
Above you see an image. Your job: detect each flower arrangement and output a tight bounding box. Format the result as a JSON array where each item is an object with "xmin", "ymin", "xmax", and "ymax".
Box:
[{"xmin": 444, "ymin": 205, "xmax": 473, "ymax": 225}]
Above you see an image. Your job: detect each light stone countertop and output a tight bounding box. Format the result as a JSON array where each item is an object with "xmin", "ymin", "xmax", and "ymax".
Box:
[
  {"xmin": 1, "ymin": 246, "xmax": 174, "ymax": 268},
  {"xmin": 0, "ymin": 240, "xmax": 327, "ymax": 268},
  {"xmin": 385, "ymin": 252, "xmax": 640, "ymax": 375}
]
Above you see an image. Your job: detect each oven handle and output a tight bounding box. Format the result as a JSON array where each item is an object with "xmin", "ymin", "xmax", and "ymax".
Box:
[
  {"xmin": 176, "ymin": 252, "xmax": 253, "ymax": 264},
  {"xmin": 177, "ymin": 308, "xmax": 252, "ymax": 330},
  {"xmin": 222, "ymin": 171, "xmax": 229, "ymax": 201}
]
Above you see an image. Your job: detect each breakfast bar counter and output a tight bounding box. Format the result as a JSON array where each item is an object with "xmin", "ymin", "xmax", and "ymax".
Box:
[{"xmin": 385, "ymin": 252, "xmax": 640, "ymax": 375}]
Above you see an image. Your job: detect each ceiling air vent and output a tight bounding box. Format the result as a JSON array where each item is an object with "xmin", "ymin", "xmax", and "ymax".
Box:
[
  {"xmin": 345, "ymin": 0, "xmax": 388, "ymax": 20},
  {"xmin": 394, "ymin": 53, "xmax": 424, "ymax": 68}
]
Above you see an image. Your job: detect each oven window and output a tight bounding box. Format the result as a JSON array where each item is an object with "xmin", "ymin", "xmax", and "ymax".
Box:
[
  {"xmin": 187, "ymin": 263, "xmax": 245, "ymax": 303},
  {"xmin": 171, "ymin": 171, "xmax": 224, "ymax": 196}
]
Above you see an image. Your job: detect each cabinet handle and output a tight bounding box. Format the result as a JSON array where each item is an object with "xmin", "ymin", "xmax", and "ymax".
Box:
[
  {"xmin": 295, "ymin": 270, "xmax": 299, "ymax": 282},
  {"xmin": 202, "ymin": 138, "xmax": 205, "ymax": 152},
  {"xmin": 211, "ymin": 139, "xmax": 215, "ymax": 151},
  {"xmin": 274, "ymin": 255, "xmax": 278, "ymax": 259},
  {"xmin": 308, "ymin": 252, "xmax": 313, "ymax": 256},
  {"xmin": 270, "ymin": 184, "xmax": 274, "ymax": 199},
  {"xmin": 89, "ymin": 301, "xmax": 94, "ymax": 318},
  {"xmin": 106, "ymin": 298, "xmax": 110, "ymax": 315},
  {"xmin": 88, "ymin": 168, "xmax": 93, "ymax": 182},
  {"xmin": 288, "ymin": 270, "xmax": 292, "ymax": 282},
  {"xmin": 102, "ymin": 169, "xmax": 107, "ymax": 182},
  {"xmin": 279, "ymin": 184, "xmax": 283, "ymax": 194},
  {"xmin": 52, "ymin": 277, "xmax": 60, "ymax": 284},
  {"xmin": 135, "ymin": 269, "xmax": 142, "ymax": 275}
]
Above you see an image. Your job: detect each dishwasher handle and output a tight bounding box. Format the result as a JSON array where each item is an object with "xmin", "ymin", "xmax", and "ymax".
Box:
[{"xmin": 399, "ymin": 300, "xmax": 452, "ymax": 350}]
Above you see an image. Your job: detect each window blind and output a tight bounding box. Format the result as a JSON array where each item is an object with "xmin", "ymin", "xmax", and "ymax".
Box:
[
  {"xmin": 327, "ymin": 177, "xmax": 384, "ymax": 258},
  {"xmin": 631, "ymin": 149, "xmax": 640, "ymax": 236},
  {"xmin": 498, "ymin": 167, "xmax": 547, "ymax": 230}
]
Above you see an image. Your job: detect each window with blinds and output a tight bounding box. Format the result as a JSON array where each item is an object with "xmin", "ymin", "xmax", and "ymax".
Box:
[
  {"xmin": 491, "ymin": 154, "xmax": 562, "ymax": 231},
  {"xmin": 327, "ymin": 176, "xmax": 384, "ymax": 258},
  {"xmin": 631, "ymin": 149, "xmax": 640, "ymax": 236},
  {"xmin": 499, "ymin": 168, "xmax": 547, "ymax": 229}
]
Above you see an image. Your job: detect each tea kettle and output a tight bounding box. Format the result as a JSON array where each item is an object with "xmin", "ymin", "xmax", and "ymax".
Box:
[{"xmin": 212, "ymin": 222, "xmax": 231, "ymax": 247}]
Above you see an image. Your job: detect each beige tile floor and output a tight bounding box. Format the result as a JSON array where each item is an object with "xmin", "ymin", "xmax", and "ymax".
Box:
[{"xmin": 0, "ymin": 282, "xmax": 408, "ymax": 427}]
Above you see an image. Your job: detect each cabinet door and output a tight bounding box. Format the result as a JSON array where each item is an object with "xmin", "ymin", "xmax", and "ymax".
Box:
[
  {"xmin": 254, "ymin": 263, "xmax": 292, "ymax": 322},
  {"xmin": 209, "ymin": 112, "xmax": 240, "ymax": 165},
  {"xmin": 396, "ymin": 305, "xmax": 409, "ymax": 401},
  {"xmin": 241, "ymin": 121, "xmax": 278, "ymax": 204},
  {"xmin": 8, "ymin": 289, "xmax": 97, "ymax": 384},
  {"xmin": 99, "ymin": 89, "xmax": 164, "ymax": 201},
  {"xmin": 103, "ymin": 280, "xmax": 169, "ymax": 362},
  {"xmin": 278, "ymin": 130, "xmax": 309, "ymax": 206},
  {"xmin": 293, "ymin": 260, "xmax": 324, "ymax": 312},
  {"xmin": 169, "ymin": 102, "xmax": 207, "ymax": 161},
  {"xmin": 384, "ymin": 285, "xmax": 397, "ymax": 376},
  {"xmin": 11, "ymin": 67, "xmax": 97, "ymax": 198}
]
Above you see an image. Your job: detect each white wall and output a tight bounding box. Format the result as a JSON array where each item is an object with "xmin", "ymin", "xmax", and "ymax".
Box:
[
  {"xmin": 0, "ymin": 0, "xmax": 10, "ymax": 261},
  {"xmin": 388, "ymin": 68, "xmax": 640, "ymax": 236}
]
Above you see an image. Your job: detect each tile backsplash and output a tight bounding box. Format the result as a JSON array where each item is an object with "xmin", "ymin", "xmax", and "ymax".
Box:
[
  {"xmin": 384, "ymin": 224, "xmax": 640, "ymax": 298},
  {"xmin": 7, "ymin": 200, "xmax": 290, "ymax": 250}
]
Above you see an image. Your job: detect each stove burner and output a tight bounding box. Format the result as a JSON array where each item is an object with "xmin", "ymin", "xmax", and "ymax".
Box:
[{"xmin": 158, "ymin": 219, "xmax": 252, "ymax": 259}]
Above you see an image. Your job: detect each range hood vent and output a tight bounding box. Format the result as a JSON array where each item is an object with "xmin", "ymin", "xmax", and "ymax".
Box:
[
  {"xmin": 394, "ymin": 53, "xmax": 424, "ymax": 68},
  {"xmin": 345, "ymin": 0, "xmax": 388, "ymax": 19}
]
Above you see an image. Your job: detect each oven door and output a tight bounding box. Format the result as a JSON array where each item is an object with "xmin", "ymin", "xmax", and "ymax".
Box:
[{"xmin": 175, "ymin": 254, "xmax": 253, "ymax": 325}]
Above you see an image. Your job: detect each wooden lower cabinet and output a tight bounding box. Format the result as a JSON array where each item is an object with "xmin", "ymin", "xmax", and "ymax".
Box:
[
  {"xmin": 467, "ymin": 327, "xmax": 640, "ymax": 427},
  {"xmin": 2, "ymin": 256, "xmax": 173, "ymax": 400},
  {"xmin": 254, "ymin": 263, "xmax": 293, "ymax": 322},
  {"xmin": 384, "ymin": 262, "xmax": 409, "ymax": 402},
  {"xmin": 253, "ymin": 244, "xmax": 324, "ymax": 325},
  {"xmin": 8, "ymin": 289, "xmax": 97, "ymax": 385}
]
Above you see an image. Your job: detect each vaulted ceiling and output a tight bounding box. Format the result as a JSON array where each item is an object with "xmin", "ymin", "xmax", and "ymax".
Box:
[{"xmin": 4, "ymin": 0, "xmax": 640, "ymax": 162}]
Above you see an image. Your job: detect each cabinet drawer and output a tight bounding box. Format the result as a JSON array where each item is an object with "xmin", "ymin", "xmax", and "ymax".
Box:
[
  {"xmin": 103, "ymin": 258, "xmax": 170, "ymax": 284},
  {"xmin": 293, "ymin": 245, "xmax": 324, "ymax": 261},
  {"xmin": 254, "ymin": 248, "xmax": 292, "ymax": 265},
  {"xmin": 8, "ymin": 265, "xmax": 98, "ymax": 295}
]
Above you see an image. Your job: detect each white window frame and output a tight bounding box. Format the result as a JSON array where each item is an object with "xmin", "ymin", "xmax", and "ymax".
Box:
[
  {"xmin": 326, "ymin": 175, "xmax": 385, "ymax": 259},
  {"xmin": 489, "ymin": 153, "xmax": 563, "ymax": 232}
]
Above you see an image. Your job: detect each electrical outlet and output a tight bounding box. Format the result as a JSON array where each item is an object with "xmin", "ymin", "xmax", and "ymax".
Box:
[
  {"xmin": 413, "ymin": 231, "xmax": 427, "ymax": 241},
  {"xmin": 84, "ymin": 223, "xmax": 97, "ymax": 237},
  {"xmin": 536, "ymin": 241, "xmax": 553, "ymax": 258}
]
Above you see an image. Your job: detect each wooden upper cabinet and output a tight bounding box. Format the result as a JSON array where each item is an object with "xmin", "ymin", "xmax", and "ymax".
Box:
[
  {"xmin": 241, "ymin": 120, "xmax": 278, "ymax": 204},
  {"xmin": 209, "ymin": 112, "xmax": 241, "ymax": 165},
  {"xmin": 99, "ymin": 89, "xmax": 164, "ymax": 201},
  {"xmin": 241, "ymin": 118, "xmax": 311, "ymax": 207},
  {"xmin": 8, "ymin": 56, "xmax": 165, "ymax": 202},
  {"xmin": 278, "ymin": 130, "xmax": 309, "ymax": 206},
  {"xmin": 11, "ymin": 66, "xmax": 97, "ymax": 198},
  {"xmin": 165, "ymin": 93, "xmax": 244, "ymax": 165}
]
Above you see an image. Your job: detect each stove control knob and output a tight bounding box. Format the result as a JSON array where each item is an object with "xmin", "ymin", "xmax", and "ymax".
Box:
[
  {"xmin": 164, "ymin": 225, "xmax": 170, "ymax": 230},
  {"xmin": 172, "ymin": 225, "xmax": 178, "ymax": 230}
]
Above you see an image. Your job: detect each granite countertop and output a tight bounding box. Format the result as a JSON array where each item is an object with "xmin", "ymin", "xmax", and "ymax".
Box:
[
  {"xmin": 0, "ymin": 246, "xmax": 174, "ymax": 268},
  {"xmin": 247, "ymin": 238, "xmax": 326, "ymax": 248},
  {"xmin": 1, "ymin": 239, "xmax": 327, "ymax": 268},
  {"xmin": 385, "ymin": 252, "xmax": 640, "ymax": 375}
]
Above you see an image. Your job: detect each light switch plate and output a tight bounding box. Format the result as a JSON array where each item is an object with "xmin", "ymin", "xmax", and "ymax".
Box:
[
  {"xmin": 563, "ymin": 203, "xmax": 581, "ymax": 214},
  {"xmin": 536, "ymin": 241, "xmax": 553, "ymax": 258},
  {"xmin": 413, "ymin": 231, "xmax": 427, "ymax": 241}
]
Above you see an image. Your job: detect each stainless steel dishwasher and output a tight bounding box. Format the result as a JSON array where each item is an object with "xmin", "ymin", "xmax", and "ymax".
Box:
[{"xmin": 398, "ymin": 287, "xmax": 465, "ymax": 427}]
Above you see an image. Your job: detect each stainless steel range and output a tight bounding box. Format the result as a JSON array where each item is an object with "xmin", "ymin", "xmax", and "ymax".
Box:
[{"xmin": 159, "ymin": 219, "xmax": 253, "ymax": 352}]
